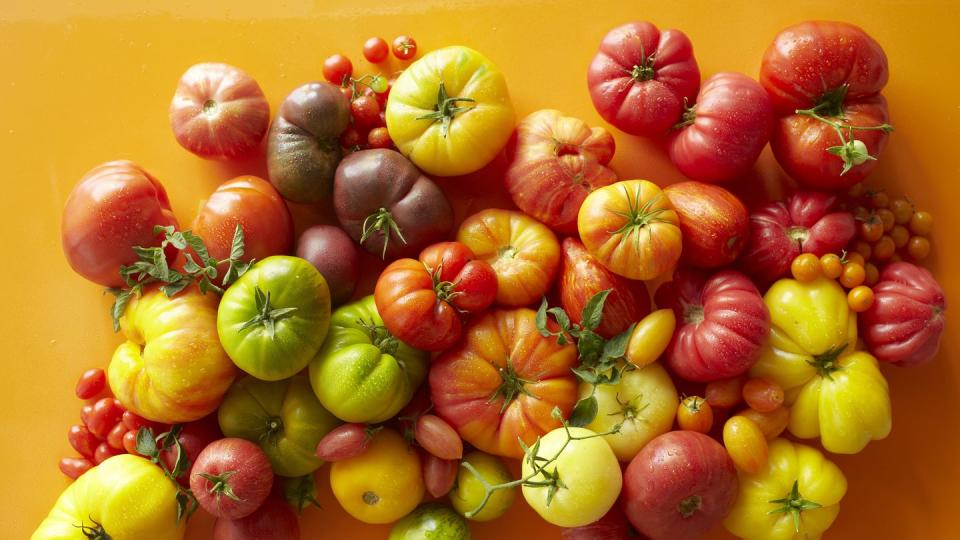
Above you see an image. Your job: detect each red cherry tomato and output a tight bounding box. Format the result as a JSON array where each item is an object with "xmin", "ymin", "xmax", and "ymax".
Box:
[
  {"xmin": 94, "ymin": 442, "xmax": 122, "ymax": 464},
  {"xmin": 80, "ymin": 404, "xmax": 93, "ymax": 428},
  {"xmin": 121, "ymin": 410, "xmax": 157, "ymax": 432},
  {"xmin": 350, "ymin": 95, "xmax": 381, "ymax": 127},
  {"xmin": 340, "ymin": 126, "xmax": 365, "ymax": 149},
  {"xmin": 75, "ymin": 368, "xmax": 106, "ymax": 400},
  {"xmin": 122, "ymin": 430, "xmax": 141, "ymax": 456},
  {"xmin": 59, "ymin": 457, "xmax": 94, "ymax": 480},
  {"xmin": 323, "ymin": 54, "xmax": 353, "ymax": 84},
  {"xmin": 68, "ymin": 425, "xmax": 99, "ymax": 459},
  {"xmin": 367, "ymin": 127, "xmax": 393, "ymax": 149},
  {"xmin": 87, "ymin": 398, "xmax": 125, "ymax": 439},
  {"xmin": 392, "ymin": 35, "xmax": 418, "ymax": 60},
  {"xmin": 363, "ymin": 37, "xmax": 390, "ymax": 63},
  {"xmin": 339, "ymin": 85, "xmax": 354, "ymax": 102},
  {"xmin": 107, "ymin": 422, "xmax": 128, "ymax": 450}
]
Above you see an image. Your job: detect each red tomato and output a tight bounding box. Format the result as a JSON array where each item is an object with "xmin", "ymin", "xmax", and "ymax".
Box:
[
  {"xmin": 861, "ymin": 262, "xmax": 946, "ymax": 367},
  {"xmin": 191, "ymin": 438, "xmax": 274, "ymax": 520},
  {"xmin": 87, "ymin": 398, "xmax": 125, "ymax": 439},
  {"xmin": 213, "ymin": 495, "xmax": 300, "ymax": 540},
  {"xmin": 68, "ymin": 425, "xmax": 98, "ymax": 459},
  {"xmin": 761, "ymin": 21, "xmax": 890, "ymax": 189},
  {"xmin": 106, "ymin": 422, "xmax": 127, "ymax": 450},
  {"xmin": 504, "ymin": 109, "xmax": 617, "ymax": 233},
  {"xmin": 191, "ymin": 175, "xmax": 294, "ymax": 284},
  {"xmin": 558, "ymin": 238, "xmax": 651, "ymax": 339},
  {"xmin": 61, "ymin": 161, "xmax": 179, "ymax": 287},
  {"xmin": 75, "ymin": 368, "xmax": 106, "ymax": 400},
  {"xmin": 93, "ymin": 442, "xmax": 122, "ymax": 464},
  {"xmin": 367, "ymin": 127, "xmax": 393, "ymax": 149},
  {"xmin": 588, "ymin": 21, "xmax": 700, "ymax": 136},
  {"xmin": 350, "ymin": 94, "xmax": 381, "ymax": 127},
  {"xmin": 421, "ymin": 451, "xmax": 459, "ymax": 498},
  {"xmin": 363, "ymin": 37, "xmax": 389, "ymax": 63},
  {"xmin": 315, "ymin": 423, "xmax": 372, "ymax": 462},
  {"xmin": 562, "ymin": 503, "xmax": 634, "ymax": 540},
  {"xmin": 295, "ymin": 225, "xmax": 361, "ymax": 306},
  {"xmin": 664, "ymin": 182, "xmax": 749, "ymax": 269},
  {"xmin": 392, "ymin": 35, "xmax": 418, "ymax": 60},
  {"xmin": 414, "ymin": 414, "xmax": 463, "ymax": 460},
  {"xmin": 59, "ymin": 457, "xmax": 94, "ymax": 480},
  {"xmin": 741, "ymin": 378, "xmax": 784, "ymax": 413},
  {"xmin": 323, "ymin": 54, "xmax": 353, "ymax": 84},
  {"xmin": 121, "ymin": 410, "xmax": 158, "ymax": 433},
  {"xmin": 429, "ymin": 308, "xmax": 578, "ymax": 458},
  {"xmin": 656, "ymin": 270, "xmax": 769, "ymax": 382},
  {"xmin": 623, "ymin": 431, "xmax": 738, "ymax": 540},
  {"xmin": 122, "ymin": 430, "xmax": 140, "ymax": 455},
  {"xmin": 739, "ymin": 191, "xmax": 856, "ymax": 283},
  {"xmin": 169, "ymin": 63, "xmax": 270, "ymax": 160},
  {"xmin": 704, "ymin": 376, "xmax": 745, "ymax": 409},
  {"xmin": 668, "ymin": 72, "xmax": 773, "ymax": 183},
  {"xmin": 161, "ymin": 415, "xmax": 223, "ymax": 487}
]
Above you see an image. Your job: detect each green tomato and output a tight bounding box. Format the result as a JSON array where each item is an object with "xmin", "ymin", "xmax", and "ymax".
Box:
[
  {"xmin": 389, "ymin": 503, "xmax": 470, "ymax": 540},
  {"xmin": 309, "ymin": 296, "xmax": 427, "ymax": 423},
  {"xmin": 218, "ymin": 255, "xmax": 331, "ymax": 381},
  {"xmin": 521, "ymin": 427, "xmax": 622, "ymax": 528},
  {"xmin": 450, "ymin": 451, "xmax": 515, "ymax": 522},
  {"xmin": 218, "ymin": 375, "xmax": 340, "ymax": 477}
]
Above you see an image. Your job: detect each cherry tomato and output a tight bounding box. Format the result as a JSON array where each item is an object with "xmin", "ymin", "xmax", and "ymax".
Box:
[
  {"xmin": 121, "ymin": 410, "xmax": 155, "ymax": 432},
  {"xmin": 909, "ymin": 211, "xmax": 933, "ymax": 236},
  {"xmin": 741, "ymin": 379, "xmax": 784, "ymax": 413},
  {"xmin": 907, "ymin": 236, "xmax": 931, "ymax": 260},
  {"xmin": 847, "ymin": 182, "xmax": 865, "ymax": 198},
  {"xmin": 722, "ymin": 416, "xmax": 768, "ymax": 474},
  {"xmin": 890, "ymin": 225, "xmax": 910, "ymax": 249},
  {"xmin": 859, "ymin": 218, "xmax": 883, "ymax": 242},
  {"xmin": 872, "ymin": 235, "xmax": 896, "ymax": 261},
  {"xmin": 340, "ymin": 126, "xmax": 365, "ymax": 149},
  {"xmin": 107, "ymin": 422, "xmax": 127, "ymax": 450},
  {"xmin": 323, "ymin": 54, "xmax": 353, "ymax": 84},
  {"xmin": 350, "ymin": 94, "xmax": 380, "ymax": 127},
  {"xmin": 392, "ymin": 35, "xmax": 418, "ymax": 60},
  {"xmin": 68, "ymin": 425, "xmax": 98, "ymax": 459},
  {"xmin": 790, "ymin": 253, "xmax": 821, "ymax": 282},
  {"xmin": 844, "ymin": 252, "xmax": 866, "ymax": 268},
  {"xmin": 890, "ymin": 198, "xmax": 913, "ymax": 224},
  {"xmin": 75, "ymin": 368, "xmax": 106, "ymax": 400},
  {"xmin": 864, "ymin": 262, "xmax": 880, "ymax": 286},
  {"xmin": 840, "ymin": 262, "xmax": 866, "ymax": 288},
  {"xmin": 87, "ymin": 398, "xmax": 124, "ymax": 439},
  {"xmin": 735, "ymin": 407, "xmax": 789, "ymax": 440},
  {"xmin": 876, "ymin": 208, "xmax": 895, "ymax": 232},
  {"xmin": 80, "ymin": 404, "xmax": 93, "ymax": 428},
  {"xmin": 705, "ymin": 377, "xmax": 745, "ymax": 409},
  {"xmin": 339, "ymin": 85, "xmax": 354, "ymax": 102},
  {"xmin": 59, "ymin": 457, "xmax": 94, "ymax": 480},
  {"xmin": 869, "ymin": 191, "xmax": 889, "ymax": 209},
  {"xmin": 363, "ymin": 37, "xmax": 390, "ymax": 63},
  {"xmin": 368, "ymin": 74, "xmax": 389, "ymax": 94},
  {"xmin": 677, "ymin": 396, "xmax": 714, "ymax": 434},
  {"xmin": 122, "ymin": 430, "xmax": 140, "ymax": 456},
  {"xmin": 414, "ymin": 415, "xmax": 464, "ymax": 461},
  {"xmin": 819, "ymin": 253, "xmax": 843, "ymax": 280},
  {"xmin": 847, "ymin": 285, "xmax": 875, "ymax": 313},
  {"xmin": 852, "ymin": 240, "xmax": 872, "ymax": 261},
  {"xmin": 93, "ymin": 442, "xmax": 122, "ymax": 464},
  {"xmin": 367, "ymin": 127, "xmax": 392, "ymax": 149}
]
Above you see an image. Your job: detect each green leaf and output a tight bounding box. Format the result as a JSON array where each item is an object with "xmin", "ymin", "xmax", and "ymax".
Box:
[
  {"xmin": 228, "ymin": 224, "xmax": 245, "ymax": 261},
  {"xmin": 571, "ymin": 366, "xmax": 600, "ymax": 385},
  {"xmin": 602, "ymin": 324, "xmax": 635, "ymax": 361},
  {"xmin": 107, "ymin": 287, "xmax": 137, "ymax": 332},
  {"xmin": 580, "ymin": 290, "xmax": 612, "ymax": 331},
  {"xmin": 535, "ymin": 298, "xmax": 550, "ymax": 337},
  {"xmin": 546, "ymin": 307, "xmax": 572, "ymax": 334},
  {"xmin": 568, "ymin": 395, "xmax": 598, "ymax": 427},
  {"xmin": 160, "ymin": 278, "xmax": 192, "ymax": 297},
  {"xmin": 175, "ymin": 490, "xmax": 199, "ymax": 523},
  {"xmin": 135, "ymin": 427, "xmax": 158, "ymax": 458},
  {"xmin": 181, "ymin": 231, "xmax": 212, "ymax": 265},
  {"xmin": 826, "ymin": 145, "xmax": 845, "ymax": 156},
  {"xmin": 283, "ymin": 475, "xmax": 322, "ymax": 514},
  {"xmin": 165, "ymin": 230, "xmax": 189, "ymax": 250},
  {"xmin": 577, "ymin": 331, "xmax": 606, "ymax": 364}
]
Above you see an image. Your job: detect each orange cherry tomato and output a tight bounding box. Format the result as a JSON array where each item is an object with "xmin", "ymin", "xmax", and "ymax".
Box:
[
  {"xmin": 705, "ymin": 376, "xmax": 745, "ymax": 409},
  {"xmin": 847, "ymin": 285, "xmax": 875, "ymax": 313},
  {"xmin": 722, "ymin": 416, "xmax": 768, "ymax": 474},
  {"xmin": 852, "ymin": 240, "xmax": 872, "ymax": 261},
  {"xmin": 844, "ymin": 252, "xmax": 866, "ymax": 267},
  {"xmin": 734, "ymin": 407, "xmax": 789, "ymax": 440},
  {"xmin": 839, "ymin": 262, "xmax": 866, "ymax": 288},
  {"xmin": 875, "ymin": 208, "xmax": 895, "ymax": 232},
  {"xmin": 872, "ymin": 235, "xmax": 896, "ymax": 261},
  {"xmin": 909, "ymin": 210, "xmax": 933, "ymax": 236},
  {"xmin": 677, "ymin": 396, "xmax": 713, "ymax": 434},
  {"xmin": 742, "ymin": 378, "xmax": 784, "ymax": 413},
  {"xmin": 869, "ymin": 191, "xmax": 889, "ymax": 209},
  {"xmin": 859, "ymin": 218, "xmax": 883, "ymax": 242},
  {"xmin": 890, "ymin": 198, "xmax": 914, "ymax": 224},
  {"xmin": 907, "ymin": 236, "xmax": 931, "ymax": 260},
  {"xmin": 864, "ymin": 262, "xmax": 880, "ymax": 287},
  {"xmin": 819, "ymin": 253, "xmax": 843, "ymax": 280},
  {"xmin": 790, "ymin": 253, "xmax": 821, "ymax": 282},
  {"xmin": 890, "ymin": 225, "xmax": 910, "ymax": 249}
]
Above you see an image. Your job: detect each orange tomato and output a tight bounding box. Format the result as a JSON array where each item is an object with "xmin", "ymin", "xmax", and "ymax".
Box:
[
  {"xmin": 869, "ymin": 191, "xmax": 889, "ymax": 209},
  {"xmin": 890, "ymin": 225, "xmax": 910, "ymax": 248},
  {"xmin": 909, "ymin": 210, "xmax": 933, "ymax": 236},
  {"xmin": 741, "ymin": 378, "xmax": 784, "ymax": 413},
  {"xmin": 859, "ymin": 217, "xmax": 883, "ymax": 242},
  {"xmin": 820, "ymin": 253, "xmax": 843, "ymax": 280},
  {"xmin": 790, "ymin": 253, "xmax": 821, "ymax": 282},
  {"xmin": 456, "ymin": 209, "xmax": 560, "ymax": 307},
  {"xmin": 677, "ymin": 396, "xmax": 714, "ymax": 434},
  {"xmin": 852, "ymin": 240, "xmax": 872, "ymax": 261},
  {"xmin": 872, "ymin": 235, "xmax": 896, "ymax": 261},
  {"xmin": 890, "ymin": 198, "xmax": 913, "ymax": 224},
  {"xmin": 840, "ymin": 262, "xmax": 866, "ymax": 288},
  {"xmin": 876, "ymin": 208, "xmax": 895, "ymax": 232},
  {"xmin": 705, "ymin": 376, "xmax": 745, "ymax": 409},
  {"xmin": 865, "ymin": 262, "xmax": 880, "ymax": 286},
  {"xmin": 907, "ymin": 236, "xmax": 931, "ymax": 260},
  {"xmin": 722, "ymin": 416, "xmax": 768, "ymax": 473},
  {"xmin": 734, "ymin": 407, "xmax": 789, "ymax": 440},
  {"xmin": 577, "ymin": 179, "xmax": 681, "ymax": 280},
  {"xmin": 847, "ymin": 285, "xmax": 875, "ymax": 312}
]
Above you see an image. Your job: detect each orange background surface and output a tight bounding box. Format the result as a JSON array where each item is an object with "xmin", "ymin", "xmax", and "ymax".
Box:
[{"xmin": 3, "ymin": 0, "xmax": 959, "ymax": 538}]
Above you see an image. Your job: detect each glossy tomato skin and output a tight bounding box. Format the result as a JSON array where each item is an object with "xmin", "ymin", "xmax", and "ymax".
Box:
[
  {"xmin": 740, "ymin": 191, "xmax": 855, "ymax": 283},
  {"xmin": 504, "ymin": 109, "xmax": 617, "ymax": 233},
  {"xmin": 61, "ymin": 161, "xmax": 179, "ymax": 287},
  {"xmin": 559, "ymin": 238, "xmax": 651, "ymax": 339},
  {"xmin": 668, "ymin": 72, "xmax": 773, "ymax": 183},
  {"xmin": 664, "ymin": 182, "xmax": 749, "ymax": 269},
  {"xmin": 213, "ymin": 495, "xmax": 300, "ymax": 540},
  {"xmin": 169, "ymin": 63, "xmax": 270, "ymax": 160},
  {"xmin": 420, "ymin": 242, "xmax": 498, "ymax": 313},
  {"xmin": 430, "ymin": 308, "xmax": 578, "ymax": 458},
  {"xmin": 588, "ymin": 21, "xmax": 700, "ymax": 136},
  {"xmin": 192, "ymin": 176, "xmax": 293, "ymax": 284},
  {"xmin": 190, "ymin": 438, "xmax": 274, "ymax": 519},
  {"xmin": 160, "ymin": 415, "xmax": 222, "ymax": 487},
  {"xmin": 761, "ymin": 21, "xmax": 890, "ymax": 189},
  {"xmin": 295, "ymin": 225, "xmax": 361, "ymax": 306},
  {"xmin": 656, "ymin": 269, "xmax": 769, "ymax": 382},
  {"xmin": 561, "ymin": 503, "xmax": 634, "ymax": 540},
  {"xmin": 862, "ymin": 262, "xmax": 947, "ymax": 367},
  {"xmin": 624, "ymin": 431, "xmax": 738, "ymax": 540}
]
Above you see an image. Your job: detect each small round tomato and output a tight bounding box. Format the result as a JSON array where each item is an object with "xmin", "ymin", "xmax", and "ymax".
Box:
[
  {"xmin": 722, "ymin": 416, "xmax": 768, "ymax": 474},
  {"xmin": 873, "ymin": 235, "xmax": 896, "ymax": 261},
  {"xmin": 392, "ymin": 35, "xmax": 418, "ymax": 60},
  {"xmin": 742, "ymin": 379, "xmax": 784, "ymax": 413},
  {"xmin": 864, "ymin": 262, "xmax": 880, "ymax": 286},
  {"xmin": 106, "ymin": 422, "xmax": 127, "ymax": 450},
  {"xmin": 451, "ymin": 451, "xmax": 516, "ymax": 521},
  {"xmin": 191, "ymin": 438, "xmax": 274, "ymax": 520},
  {"xmin": 869, "ymin": 191, "xmax": 890, "ymax": 209},
  {"xmin": 705, "ymin": 376, "xmax": 745, "ymax": 409},
  {"xmin": 876, "ymin": 209, "xmax": 895, "ymax": 231},
  {"xmin": 296, "ymin": 225, "xmax": 361, "ymax": 306},
  {"xmin": 677, "ymin": 396, "xmax": 713, "ymax": 434},
  {"xmin": 122, "ymin": 430, "xmax": 140, "ymax": 455},
  {"xmin": 323, "ymin": 54, "xmax": 353, "ymax": 84},
  {"xmin": 847, "ymin": 285, "xmax": 875, "ymax": 312},
  {"xmin": 791, "ymin": 253, "xmax": 821, "ymax": 282},
  {"xmin": 845, "ymin": 252, "xmax": 866, "ymax": 267},
  {"xmin": 907, "ymin": 236, "xmax": 931, "ymax": 260},
  {"xmin": 330, "ymin": 428, "xmax": 424, "ymax": 524},
  {"xmin": 840, "ymin": 262, "xmax": 866, "ymax": 288},
  {"xmin": 625, "ymin": 309, "xmax": 676, "ymax": 368},
  {"xmin": 351, "ymin": 95, "xmax": 381, "ymax": 128},
  {"xmin": 853, "ymin": 240, "xmax": 872, "ymax": 261},
  {"xmin": 890, "ymin": 225, "xmax": 910, "ymax": 249},
  {"xmin": 909, "ymin": 210, "xmax": 933, "ymax": 236},
  {"xmin": 734, "ymin": 407, "xmax": 790, "ymax": 440},
  {"xmin": 363, "ymin": 37, "xmax": 389, "ymax": 63},
  {"xmin": 367, "ymin": 127, "xmax": 392, "ymax": 149},
  {"xmin": 75, "ymin": 368, "xmax": 106, "ymax": 400},
  {"xmin": 890, "ymin": 199, "xmax": 913, "ymax": 224},
  {"xmin": 390, "ymin": 503, "xmax": 470, "ymax": 540},
  {"xmin": 820, "ymin": 253, "xmax": 843, "ymax": 280},
  {"xmin": 68, "ymin": 425, "xmax": 99, "ymax": 459},
  {"xmin": 522, "ymin": 427, "xmax": 622, "ymax": 528},
  {"xmin": 859, "ymin": 218, "xmax": 884, "ymax": 242}
]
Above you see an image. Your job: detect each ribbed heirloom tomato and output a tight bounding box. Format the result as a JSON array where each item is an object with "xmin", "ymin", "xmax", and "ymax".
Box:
[
  {"xmin": 429, "ymin": 308, "xmax": 578, "ymax": 458},
  {"xmin": 664, "ymin": 181, "xmax": 750, "ymax": 269}
]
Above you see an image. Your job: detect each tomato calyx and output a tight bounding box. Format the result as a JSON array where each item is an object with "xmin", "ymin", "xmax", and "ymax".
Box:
[
  {"xmin": 682, "ymin": 395, "xmax": 705, "ymax": 413},
  {"xmin": 683, "ymin": 303, "xmax": 705, "ymax": 325},
  {"xmin": 202, "ymin": 99, "xmax": 219, "ymax": 116},
  {"xmin": 627, "ymin": 43, "xmax": 657, "ymax": 82},
  {"xmin": 362, "ymin": 490, "xmax": 381, "ymax": 505},
  {"xmin": 489, "ymin": 361, "xmax": 536, "ymax": 413},
  {"xmin": 610, "ymin": 184, "xmax": 673, "ymax": 253},
  {"xmin": 196, "ymin": 470, "xmax": 242, "ymax": 502},
  {"xmin": 260, "ymin": 416, "xmax": 285, "ymax": 445},
  {"xmin": 807, "ymin": 344, "xmax": 847, "ymax": 379},
  {"xmin": 357, "ymin": 318, "xmax": 400, "ymax": 356},
  {"xmin": 671, "ymin": 98, "xmax": 697, "ymax": 130},
  {"xmin": 238, "ymin": 287, "xmax": 299, "ymax": 340},
  {"xmin": 342, "ymin": 74, "xmax": 389, "ymax": 100},
  {"xmin": 415, "ymin": 81, "xmax": 476, "ymax": 137},
  {"xmin": 282, "ymin": 474, "xmax": 323, "ymax": 514},
  {"xmin": 428, "ymin": 263, "xmax": 462, "ymax": 305},
  {"xmin": 768, "ymin": 480, "xmax": 823, "ymax": 533},
  {"xmin": 75, "ymin": 517, "xmax": 112, "ymax": 540},
  {"xmin": 677, "ymin": 494, "xmax": 703, "ymax": 518},
  {"xmin": 361, "ymin": 207, "xmax": 408, "ymax": 259},
  {"xmin": 615, "ymin": 392, "xmax": 649, "ymax": 423}
]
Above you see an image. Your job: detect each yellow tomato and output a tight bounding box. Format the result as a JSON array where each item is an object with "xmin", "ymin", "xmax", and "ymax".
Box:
[
  {"xmin": 329, "ymin": 428, "xmax": 424, "ymax": 524},
  {"xmin": 625, "ymin": 309, "xmax": 677, "ymax": 368},
  {"xmin": 385, "ymin": 46, "xmax": 515, "ymax": 177},
  {"xmin": 33, "ymin": 455, "xmax": 184, "ymax": 540},
  {"xmin": 450, "ymin": 451, "xmax": 516, "ymax": 522},
  {"xmin": 750, "ymin": 277, "xmax": 891, "ymax": 454},
  {"xmin": 577, "ymin": 180, "xmax": 681, "ymax": 280},
  {"xmin": 581, "ymin": 362, "xmax": 678, "ymax": 461},
  {"xmin": 108, "ymin": 285, "xmax": 236, "ymax": 423},
  {"xmin": 724, "ymin": 439, "xmax": 847, "ymax": 540}
]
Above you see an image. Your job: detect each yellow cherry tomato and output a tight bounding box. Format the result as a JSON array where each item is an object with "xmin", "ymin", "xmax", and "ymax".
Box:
[
  {"xmin": 847, "ymin": 286, "xmax": 875, "ymax": 313},
  {"xmin": 909, "ymin": 210, "xmax": 933, "ymax": 236},
  {"xmin": 907, "ymin": 235, "xmax": 931, "ymax": 260},
  {"xmin": 735, "ymin": 407, "xmax": 790, "ymax": 441},
  {"xmin": 625, "ymin": 309, "xmax": 676, "ymax": 368},
  {"xmin": 818, "ymin": 253, "xmax": 843, "ymax": 280},
  {"xmin": 677, "ymin": 396, "xmax": 713, "ymax": 434},
  {"xmin": 890, "ymin": 198, "xmax": 913, "ymax": 224},
  {"xmin": 839, "ymin": 262, "xmax": 865, "ymax": 289},
  {"xmin": 722, "ymin": 416, "xmax": 768, "ymax": 473},
  {"xmin": 790, "ymin": 253, "xmax": 820, "ymax": 282},
  {"xmin": 872, "ymin": 235, "xmax": 896, "ymax": 261},
  {"xmin": 450, "ymin": 451, "xmax": 516, "ymax": 522},
  {"xmin": 890, "ymin": 224, "xmax": 910, "ymax": 248}
]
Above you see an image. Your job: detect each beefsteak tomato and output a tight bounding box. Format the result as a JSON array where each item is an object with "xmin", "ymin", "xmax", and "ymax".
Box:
[
  {"xmin": 588, "ymin": 21, "xmax": 700, "ymax": 136},
  {"xmin": 664, "ymin": 181, "xmax": 749, "ymax": 269},
  {"xmin": 429, "ymin": 308, "xmax": 578, "ymax": 458},
  {"xmin": 504, "ymin": 109, "xmax": 617, "ymax": 233},
  {"xmin": 655, "ymin": 269, "xmax": 769, "ymax": 382},
  {"xmin": 385, "ymin": 46, "xmax": 515, "ymax": 176}
]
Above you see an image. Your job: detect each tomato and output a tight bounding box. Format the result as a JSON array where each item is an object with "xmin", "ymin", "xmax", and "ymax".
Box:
[
  {"xmin": 315, "ymin": 423, "xmax": 372, "ymax": 462},
  {"xmin": 724, "ymin": 439, "xmax": 847, "ymax": 540},
  {"xmin": 559, "ymin": 238, "xmax": 651, "ymax": 339},
  {"xmin": 722, "ymin": 416, "xmax": 769, "ymax": 474},
  {"xmin": 909, "ymin": 210, "xmax": 933, "ymax": 235},
  {"xmin": 742, "ymin": 378, "xmax": 784, "ymax": 413},
  {"xmin": 740, "ymin": 191, "xmax": 856, "ymax": 283},
  {"xmin": 61, "ymin": 161, "xmax": 179, "ymax": 287},
  {"xmin": 587, "ymin": 21, "xmax": 700, "ymax": 136},
  {"xmin": 457, "ymin": 209, "xmax": 560, "ymax": 307},
  {"xmin": 862, "ymin": 262, "xmax": 946, "ymax": 367},
  {"xmin": 819, "ymin": 253, "xmax": 843, "ymax": 279},
  {"xmin": 334, "ymin": 149, "xmax": 453, "ymax": 259},
  {"xmin": 414, "ymin": 414, "xmax": 463, "ymax": 460},
  {"xmin": 268, "ymin": 81, "xmax": 350, "ymax": 203},
  {"xmin": 761, "ymin": 21, "xmax": 890, "ymax": 189},
  {"xmin": 907, "ymin": 236, "xmax": 932, "ymax": 260},
  {"xmin": 385, "ymin": 46, "xmax": 514, "ymax": 176},
  {"xmin": 363, "ymin": 37, "xmax": 389, "ymax": 63},
  {"xmin": 872, "ymin": 235, "xmax": 896, "ymax": 261},
  {"xmin": 623, "ymin": 431, "xmax": 738, "ymax": 540},
  {"xmin": 367, "ymin": 126, "xmax": 392, "ymax": 148},
  {"xmin": 80, "ymin": 405, "xmax": 93, "ymax": 429},
  {"xmin": 389, "ymin": 503, "xmax": 470, "ymax": 540},
  {"xmin": 310, "ymin": 296, "xmax": 428, "ymax": 423},
  {"xmin": 522, "ymin": 427, "xmax": 622, "ymax": 528},
  {"xmin": 625, "ymin": 309, "xmax": 676, "ymax": 368},
  {"xmin": 75, "ymin": 368, "xmax": 106, "ymax": 400},
  {"xmin": 218, "ymin": 375, "xmax": 340, "ymax": 477},
  {"xmin": 323, "ymin": 54, "xmax": 353, "ymax": 84},
  {"xmin": 157, "ymin": 416, "xmax": 223, "ymax": 487},
  {"xmin": 375, "ymin": 241, "xmax": 497, "ymax": 351},
  {"xmin": 705, "ymin": 376, "xmax": 745, "ymax": 409},
  {"xmin": 790, "ymin": 253, "xmax": 821, "ymax": 282},
  {"xmin": 735, "ymin": 407, "xmax": 790, "ymax": 441},
  {"xmin": 582, "ymin": 363, "xmax": 679, "ymax": 461},
  {"xmin": 213, "ymin": 495, "xmax": 300, "ymax": 540},
  {"xmin": 122, "ymin": 430, "xmax": 140, "ymax": 455},
  {"xmin": 656, "ymin": 269, "xmax": 769, "ymax": 382},
  {"xmin": 562, "ymin": 504, "xmax": 634, "ymax": 540},
  {"xmin": 430, "ymin": 308, "xmax": 578, "ymax": 458},
  {"xmin": 668, "ymin": 72, "xmax": 773, "ymax": 182},
  {"xmin": 664, "ymin": 182, "xmax": 749, "ymax": 268},
  {"xmin": 578, "ymin": 180, "xmax": 682, "ymax": 280},
  {"xmin": 106, "ymin": 422, "xmax": 127, "ymax": 450},
  {"xmin": 169, "ymin": 63, "xmax": 269, "ymax": 160},
  {"xmin": 847, "ymin": 285, "xmax": 875, "ymax": 312},
  {"xmin": 450, "ymin": 451, "xmax": 516, "ymax": 521},
  {"xmin": 192, "ymin": 176, "xmax": 294, "ymax": 284},
  {"xmin": 422, "ymin": 452, "xmax": 458, "ymax": 498},
  {"xmin": 68, "ymin": 425, "xmax": 99, "ymax": 459},
  {"xmin": 330, "ymin": 428, "xmax": 424, "ymax": 524},
  {"xmin": 504, "ymin": 109, "xmax": 617, "ymax": 233},
  {"xmin": 86, "ymin": 397, "xmax": 124, "ymax": 439},
  {"xmin": 677, "ymin": 396, "xmax": 713, "ymax": 434},
  {"xmin": 392, "ymin": 35, "xmax": 418, "ymax": 60},
  {"xmin": 351, "ymin": 94, "xmax": 381, "ymax": 127},
  {"xmin": 839, "ymin": 261, "xmax": 865, "ymax": 288},
  {"xmin": 190, "ymin": 438, "xmax": 274, "ymax": 519},
  {"xmin": 34, "ymin": 455, "xmax": 185, "ymax": 540},
  {"xmin": 859, "ymin": 215, "xmax": 884, "ymax": 242},
  {"xmin": 295, "ymin": 225, "xmax": 361, "ymax": 306},
  {"xmin": 58, "ymin": 457, "xmax": 94, "ymax": 480}
]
